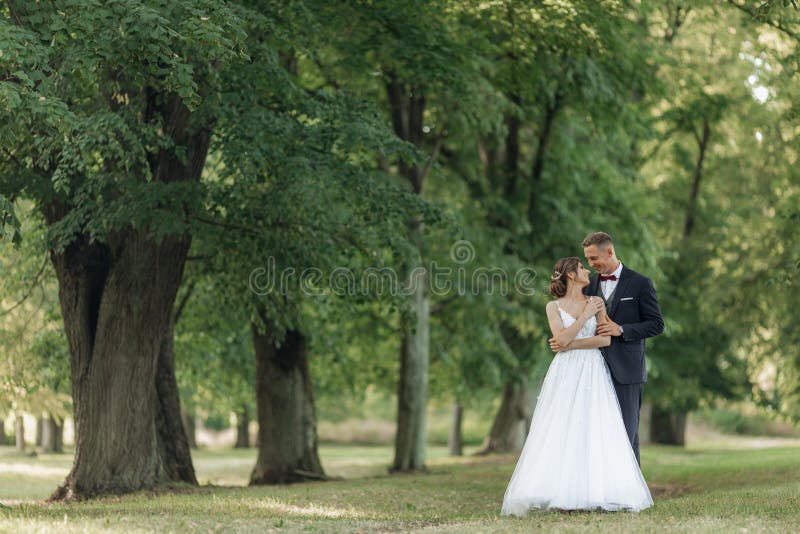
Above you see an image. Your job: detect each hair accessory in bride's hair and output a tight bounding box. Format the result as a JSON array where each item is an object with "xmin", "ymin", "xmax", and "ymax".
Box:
[{"xmin": 551, "ymin": 271, "xmax": 562, "ymax": 281}]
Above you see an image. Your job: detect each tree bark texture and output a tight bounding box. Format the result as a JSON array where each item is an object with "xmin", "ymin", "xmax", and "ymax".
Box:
[
  {"xmin": 650, "ymin": 407, "xmax": 687, "ymax": 445},
  {"xmin": 235, "ymin": 405, "xmax": 250, "ymax": 449},
  {"xmin": 392, "ymin": 255, "xmax": 431, "ymax": 472},
  {"xmin": 41, "ymin": 415, "xmax": 64, "ymax": 453},
  {"xmin": 48, "ymin": 232, "xmax": 192, "ymax": 499},
  {"xmin": 155, "ymin": 313, "xmax": 198, "ymax": 484},
  {"xmin": 386, "ymin": 73, "xmax": 432, "ymax": 473},
  {"xmin": 250, "ymin": 319, "xmax": 325, "ymax": 484},
  {"xmin": 448, "ymin": 403, "xmax": 464, "ymax": 457},
  {"xmin": 478, "ymin": 378, "xmax": 532, "ymax": 454},
  {"xmin": 47, "ymin": 96, "xmax": 210, "ymax": 500}
]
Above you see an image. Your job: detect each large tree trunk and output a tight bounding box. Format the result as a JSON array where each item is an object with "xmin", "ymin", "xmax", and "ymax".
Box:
[
  {"xmin": 155, "ymin": 314, "xmax": 198, "ymax": 484},
  {"xmin": 52, "ymin": 417, "xmax": 64, "ymax": 453},
  {"xmin": 392, "ymin": 251, "xmax": 430, "ymax": 472},
  {"xmin": 15, "ymin": 415, "xmax": 24, "ymax": 452},
  {"xmin": 386, "ymin": 74, "xmax": 433, "ymax": 473},
  {"xmin": 41, "ymin": 415, "xmax": 64, "ymax": 453},
  {"xmin": 45, "ymin": 96, "xmax": 209, "ymax": 500},
  {"xmin": 250, "ymin": 319, "xmax": 325, "ymax": 484},
  {"xmin": 448, "ymin": 403, "xmax": 463, "ymax": 457},
  {"xmin": 0, "ymin": 416, "xmax": 6, "ymax": 446},
  {"xmin": 48, "ymin": 232, "xmax": 192, "ymax": 500},
  {"xmin": 650, "ymin": 407, "xmax": 687, "ymax": 445},
  {"xmin": 235, "ymin": 406, "xmax": 250, "ymax": 449},
  {"xmin": 478, "ymin": 378, "xmax": 532, "ymax": 454}
]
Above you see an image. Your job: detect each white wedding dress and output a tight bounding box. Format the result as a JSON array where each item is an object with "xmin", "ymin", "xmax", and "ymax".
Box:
[{"xmin": 501, "ymin": 303, "xmax": 653, "ymax": 514}]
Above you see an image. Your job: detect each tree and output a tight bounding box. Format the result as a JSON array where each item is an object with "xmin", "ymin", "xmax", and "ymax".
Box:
[
  {"xmin": 639, "ymin": 3, "xmax": 792, "ymax": 443},
  {"xmin": 312, "ymin": 0, "xmax": 487, "ymax": 472},
  {"xmin": 1, "ymin": 1, "xmax": 246, "ymax": 498},
  {"xmin": 719, "ymin": 1, "xmax": 800, "ymax": 423},
  {"xmin": 432, "ymin": 0, "xmax": 660, "ymax": 453},
  {"xmin": 182, "ymin": 1, "xmax": 434, "ymax": 483}
]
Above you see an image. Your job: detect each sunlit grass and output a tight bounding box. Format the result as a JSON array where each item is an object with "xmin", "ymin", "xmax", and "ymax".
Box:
[
  {"xmin": 0, "ymin": 444, "xmax": 481, "ymax": 501},
  {"xmin": 1, "ymin": 442, "xmax": 799, "ymax": 532}
]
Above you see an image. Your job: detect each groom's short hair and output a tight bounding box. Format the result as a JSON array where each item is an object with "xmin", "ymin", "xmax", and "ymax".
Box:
[{"xmin": 582, "ymin": 232, "xmax": 614, "ymax": 249}]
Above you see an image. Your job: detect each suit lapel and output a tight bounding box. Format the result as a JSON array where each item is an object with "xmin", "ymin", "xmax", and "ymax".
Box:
[
  {"xmin": 588, "ymin": 273, "xmax": 601, "ymax": 299},
  {"xmin": 607, "ymin": 266, "xmax": 633, "ymax": 318}
]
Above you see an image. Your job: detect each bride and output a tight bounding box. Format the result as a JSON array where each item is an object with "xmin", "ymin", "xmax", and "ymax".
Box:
[{"xmin": 501, "ymin": 257, "xmax": 653, "ymax": 514}]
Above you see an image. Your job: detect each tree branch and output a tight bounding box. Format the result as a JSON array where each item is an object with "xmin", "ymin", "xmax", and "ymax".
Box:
[
  {"xmin": 3, "ymin": 148, "xmax": 23, "ymax": 169},
  {"xmin": 684, "ymin": 118, "xmax": 710, "ymax": 238},
  {"xmin": 173, "ymin": 280, "xmax": 196, "ymax": 325},
  {"xmin": 527, "ymin": 88, "xmax": 563, "ymax": 227},
  {"xmin": 6, "ymin": 0, "xmax": 22, "ymax": 26},
  {"xmin": 726, "ymin": 0, "xmax": 800, "ymax": 42},
  {"xmin": 0, "ymin": 255, "xmax": 49, "ymax": 316},
  {"xmin": 418, "ymin": 125, "xmax": 447, "ymax": 185},
  {"xmin": 640, "ymin": 125, "xmax": 680, "ymax": 164},
  {"xmin": 691, "ymin": 123, "xmax": 702, "ymax": 146}
]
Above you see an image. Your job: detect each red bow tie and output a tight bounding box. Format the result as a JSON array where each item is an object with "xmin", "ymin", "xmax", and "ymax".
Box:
[{"xmin": 599, "ymin": 275, "xmax": 618, "ymax": 282}]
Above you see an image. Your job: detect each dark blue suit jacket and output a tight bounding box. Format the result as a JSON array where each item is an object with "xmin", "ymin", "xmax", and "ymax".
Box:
[{"xmin": 584, "ymin": 266, "xmax": 664, "ymax": 385}]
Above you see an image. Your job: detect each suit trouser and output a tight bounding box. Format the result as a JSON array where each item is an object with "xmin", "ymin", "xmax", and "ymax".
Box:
[{"xmin": 613, "ymin": 381, "xmax": 643, "ymax": 466}]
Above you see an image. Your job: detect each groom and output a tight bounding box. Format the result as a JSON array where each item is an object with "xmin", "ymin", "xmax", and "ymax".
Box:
[{"xmin": 551, "ymin": 232, "xmax": 664, "ymax": 465}]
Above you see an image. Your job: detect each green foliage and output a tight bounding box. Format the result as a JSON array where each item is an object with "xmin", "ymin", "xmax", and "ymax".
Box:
[
  {"xmin": 0, "ymin": 195, "xmax": 21, "ymax": 245},
  {"xmin": 170, "ymin": 0, "xmax": 447, "ymax": 415},
  {"xmin": 417, "ymin": 1, "xmax": 663, "ymax": 404},
  {"xmin": 0, "ymin": 208, "xmax": 69, "ymax": 419},
  {"xmin": 734, "ymin": 4, "xmax": 800, "ymax": 421},
  {"xmin": 173, "ymin": 274, "xmax": 255, "ymax": 418},
  {"xmin": 641, "ymin": 3, "xmax": 800, "ymax": 416},
  {"xmin": 201, "ymin": 413, "xmax": 231, "ymax": 432},
  {"xmin": 1, "ymin": 0, "xmax": 248, "ymax": 249}
]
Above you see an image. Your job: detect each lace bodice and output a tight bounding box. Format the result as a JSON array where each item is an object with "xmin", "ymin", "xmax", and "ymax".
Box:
[{"xmin": 557, "ymin": 302, "xmax": 597, "ymax": 340}]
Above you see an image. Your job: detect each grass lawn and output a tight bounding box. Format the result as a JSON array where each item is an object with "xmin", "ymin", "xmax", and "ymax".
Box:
[{"xmin": 1, "ymin": 441, "xmax": 799, "ymax": 532}]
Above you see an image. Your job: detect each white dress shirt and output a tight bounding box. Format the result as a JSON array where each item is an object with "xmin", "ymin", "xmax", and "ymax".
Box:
[{"xmin": 601, "ymin": 262, "xmax": 623, "ymax": 301}]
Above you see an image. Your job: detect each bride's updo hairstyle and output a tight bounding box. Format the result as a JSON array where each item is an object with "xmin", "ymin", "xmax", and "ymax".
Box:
[{"xmin": 549, "ymin": 257, "xmax": 581, "ymax": 298}]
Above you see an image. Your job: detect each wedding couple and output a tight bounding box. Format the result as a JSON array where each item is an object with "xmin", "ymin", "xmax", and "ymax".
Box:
[{"xmin": 501, "ymin": 232, "xmax": 664, "ymax": 514}]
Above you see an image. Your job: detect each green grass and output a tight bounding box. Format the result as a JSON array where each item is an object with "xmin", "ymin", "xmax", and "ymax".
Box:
[{"xmin": 1, "ymin": 443, "xmax": 799, "ymax": 532}]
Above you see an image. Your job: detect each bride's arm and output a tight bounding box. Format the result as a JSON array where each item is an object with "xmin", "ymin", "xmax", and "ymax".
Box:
[
  {"xmin": 556, "ymin": 298, "xmax": 610, "ymax": 350},
  {"xmin": 546, "ymin": 301, "xmax": 592, "ymax": 346},
  {"xmin": 563, "ymin": 335, "xmax": 611, "ymax": 349},
  {"xmin": 563, "ymin": 300, "xmax": 610, "ymax": 348}
]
